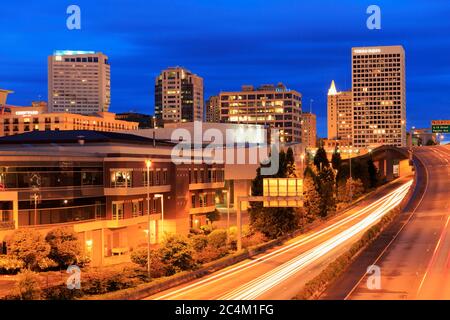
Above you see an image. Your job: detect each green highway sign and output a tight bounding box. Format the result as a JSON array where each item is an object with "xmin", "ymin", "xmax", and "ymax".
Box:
[{"xmin": 432, "ymin": 125, "xmax": 450, "ymax": 133}]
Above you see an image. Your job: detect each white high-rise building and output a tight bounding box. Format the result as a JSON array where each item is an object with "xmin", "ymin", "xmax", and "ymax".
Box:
[
  {"xmin": 352, "ymin": 46, "xmax": 406, "ymax": 148},
  {"xmin": 48, "ymin": 51, "xmax": 111, "ymax": 114}
]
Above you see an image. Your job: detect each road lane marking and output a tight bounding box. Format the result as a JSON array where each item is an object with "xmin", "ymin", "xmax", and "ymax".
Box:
[
  {"xmin": 344, "ymin": 152, "xmax": 430, "ymax": 300},
  {"xmin": 151, "ymin": 181, "xmax": 412, "ymax": 300},
  {"xmin": 220, "ymin": 182, "xmax": 412, "ymax": 300},
  {"xmin": 152, "ymin": 190, "xmax": 390, "ymax": 300},
  {"xmin": 416, "ymin": 215, "xmax": 450, "ymax": 297}
]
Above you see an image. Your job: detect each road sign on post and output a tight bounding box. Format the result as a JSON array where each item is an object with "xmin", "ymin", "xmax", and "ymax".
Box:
[
  {"xmin": 431, "ymin": 120, "xmax": 450, "ymax": 133},
  {"xmin": 263, "ymin": 178, "xmax": 303, "ymax": 207},
  {"xmin": 235, "ymin": 178, "xmax": 304, "ymax": 251},
  {"xmin": 432, "ymin": 125, "xmax": 450, "ymax": 133}
]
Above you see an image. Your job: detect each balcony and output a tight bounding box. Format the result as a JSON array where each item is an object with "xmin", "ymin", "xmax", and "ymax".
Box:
[
  {"xmin": 70, "ymin": 214, "xmax": 161, "ymax": 232},
  {"xmin": 189, "ymin": 205, "xmax": 216, "ymax": 215},
  {"xmin": 104, "ymin": 185, "xmax": 171, "ymax": 196},
  {"xmin": 14, "ymin": 186, "xmax": 104, "ymax": 201},
  {"xmin": 189, "ymin": 181, "xmax": 225, "ymax": 191},
  {"xmin": 106, "ymin": 214, "xmax": 161, "ymax": 229}
]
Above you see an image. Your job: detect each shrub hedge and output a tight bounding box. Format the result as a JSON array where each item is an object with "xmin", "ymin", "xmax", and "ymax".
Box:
[{"xmin": 0, "ymin": 255, "xmax": 25, "ymax": 274}]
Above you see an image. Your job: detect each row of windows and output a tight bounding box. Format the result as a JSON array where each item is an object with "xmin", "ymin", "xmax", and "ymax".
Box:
[
  {"xmin": 221, "ymin": 94, "xmax": 301, "ymax": 101},
  {"xmin": 0, "ymin": 170, "xmax": 103, "ymax": 189},
  {"xmin": 188, "ymin": 168, "xmax": 225, "ymax": 184},
  {"xmin": 60, "ymin": 56, "xmax": 109, "ymax": 64},
  {"xmin": 353, "ymin": 53, "xmax": 401, "ymax": 58},
  {"xmin": 191, "ymin": 192, "xmax": 215, "ymax": 209},
  {"xmin": 110, "ymin": 169, "xmax": 169, "ymax": 188},
  {"xmin": 2, "ymin": 119, "xmax": 134, "ymax": 130}
]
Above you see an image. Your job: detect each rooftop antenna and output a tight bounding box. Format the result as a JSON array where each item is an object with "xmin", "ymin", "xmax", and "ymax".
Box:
[{"xmin": 309, "ymin": 99, "xmax": 314, "ymax": 113}]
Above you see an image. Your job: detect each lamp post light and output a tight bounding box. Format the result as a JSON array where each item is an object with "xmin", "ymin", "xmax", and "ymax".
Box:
[
  {"xmin": 300, "ymin": 153, "xmax": 305, "ymax": 178},
  {"xmin": 348, "ymin": 149, "xmax": 353, "ymax": 200},
  {"xmin": 222, "ymin": 189, "xmax": 230, "ymax": 231},
  {"xmin": 154, "ymin": 193, "xmax": 164, "ymax": 239},
  {"xmin": 145, "ymin": 159, "xmax": 152, "ymax": 279},
  {"xmin": 32, "ymin": 193, "xmax": 39, "ymax": 225}
]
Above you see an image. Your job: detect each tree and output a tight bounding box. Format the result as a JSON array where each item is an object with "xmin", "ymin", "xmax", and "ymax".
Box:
[
  {"xmin": 336, "ymin": 162, "xmax": 350, "ymax": 187},
  {"xmin": 313, "ymin": 147, "xmax": 329, "ymax": 171},
  {"xmin": 159, "ymin": 234, "xmax": 196, "ymax": 275},
  {"xmin": 277, "ymin": 150, "xmax": 287, "ymax": 178},
  {"xmin": 206, "ymin": 209, "xmax": 220, "ymax": 226},
  {"xmin": 338, "ymin": 178, "xmax": 365, "ymax": 203},
  {"xmin": 417, "ymin": 137, "xmax": 423, "ymax": 146},
  {"xmin": 426, "ymin": 139, "xmax": 437, "ymax": 146},
  {"xmin": 316, "ymin": 166, "xmax": 336, "ymax": 217},
  {"xmin": 207, "ymin": 229, "xmax": 228, "ymax": 249},
  {"xmin": 331, "ymin": 147, "xmax": 342, "ymax": 197},
  {"xmin": 331, "ymin": 147, "xmax": 342, "ymax": 171},
  {"xmin": 303, "ymin": 167, "xmax": 321, "ymax": 222},
  {"xmin": 250, "ymin": 207, "xmax": 300, "ymax": 239},
  {"xmin": 14, "ymin": 270, "xmax": 42, "ymax": 300},
  {"xmin": 248, "ymin": 167, "xmax": 265, "ymax": 231},
  {"xmin": 8, "ymin": 230, "xmax": 50, "ymax": 270},
  {"xmin": 346, "ymin": 158, "xmax": 370, "ymax": 190},
  {"xmin": 367, "ymin": 158, "xmax": 378, "ymax": 188},
  {"xmin": 130, "ymin": 247, "xmax": 167, "ymax": 278},
  {"xmin": 249, "ymin": 150, "xmax": 300, "ymax": 239},
  {"xmin": 46, "ymin": 227, "xmax": 82, "ymax": 267},
  {"xmin": 286, "ymin": 147, "xmax": 297, "ymax": 178}
]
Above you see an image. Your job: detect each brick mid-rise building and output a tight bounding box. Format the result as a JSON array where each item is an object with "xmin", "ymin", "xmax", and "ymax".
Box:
[
  {"xmin": 0, "ymin": 131, "xmax": 224, "ymax": 266},
  {"xmin": 219, "ymin": 83, "xmax": 302, "ymax": 144}
]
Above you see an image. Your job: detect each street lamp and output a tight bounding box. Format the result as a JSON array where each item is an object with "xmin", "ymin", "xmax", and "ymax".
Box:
[
  {"xmin": 300, "ymin": 154, "xmax": 305, "ymax": 178},
  {"xmin": 222, "ymin": 186, "xmax": 231, "ymax": 240},
  {"xmin": 31, "ymin": 193, "xmax": 40, "ymax": 226},
  {"xmin": 154, "ymin": 193, "xmax": 164, "ymax": 239},
  {"xmin": 145, "ymin": 159, "xmax": 152, "ymax": 278},
  {"xmin": 348, "ymin": 149, "xmax": 353, "ymax": 200}
]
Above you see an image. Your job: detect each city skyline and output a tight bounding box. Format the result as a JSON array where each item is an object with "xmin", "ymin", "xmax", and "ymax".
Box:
[
  {"xmin": 1, "ymin": 1, "xmax": 450, "ymax": 304},
  {"xmin": 1, "ymin": 0, "xmax": 449, "ymax": 137}
]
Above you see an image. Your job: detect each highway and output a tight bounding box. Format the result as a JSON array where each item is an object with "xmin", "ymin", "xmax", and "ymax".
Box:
[
  {"xmin": 145, "ymin": 176, "xmax": 413, "ymax": 300},
  {"xmin": 343, "ymin": 145, "xmax": 450, "ymax": 300}
]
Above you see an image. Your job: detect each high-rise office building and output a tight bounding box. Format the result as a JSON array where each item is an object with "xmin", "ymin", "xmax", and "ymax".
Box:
[
  {"xmin": 155, "ymin": 67, "xmax": 203, "ymax": 126},
  {"xmin": 301, "ymin": 112, "xmax": 317, "ymax": 148},
  {"xmin": 206, "ymin": 95, "xmax": 220, "ymax": 123},
  {"xmin": 219, "ymin": 83, "xmax": 302, "ymax": 143},
  {"xmin": 327, "ymin": 80, "xmax": 353, "ymax": 140},
  {"xmin": 48, "ymin": 51, "xmax": 111, "ymax": 115},
  {"xmin": 352, "ymin": 46, "xmax": 406, "ymax": 148}
]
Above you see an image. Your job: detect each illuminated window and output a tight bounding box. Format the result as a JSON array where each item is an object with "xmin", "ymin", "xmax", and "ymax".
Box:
[{"xmin": 110, "ymin": 170, "xmax": 132, "ymax": 188}]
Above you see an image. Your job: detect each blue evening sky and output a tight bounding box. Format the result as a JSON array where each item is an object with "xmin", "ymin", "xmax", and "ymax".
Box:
[{"xmin": 1, "ymin": 0, "xmax": 449, "ymax": 136}]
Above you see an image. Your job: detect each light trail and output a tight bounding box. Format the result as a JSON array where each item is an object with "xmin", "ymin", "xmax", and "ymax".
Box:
[
  {"xmin": 220, "ymin": 180, "xmax": 412, "ymax": 300},
  {"xmin": 416, "ymin": 215, "xmax": 450, "ymax": 296},
  {"xmin": 152, "ymin": 180, "xmax": 412, "ymax": 300}
]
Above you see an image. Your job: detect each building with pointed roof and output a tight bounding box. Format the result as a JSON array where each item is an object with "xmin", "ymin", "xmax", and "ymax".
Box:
[{"xmin": 327, "ymin": 80, "xmax": 352, "ymax": 141}]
